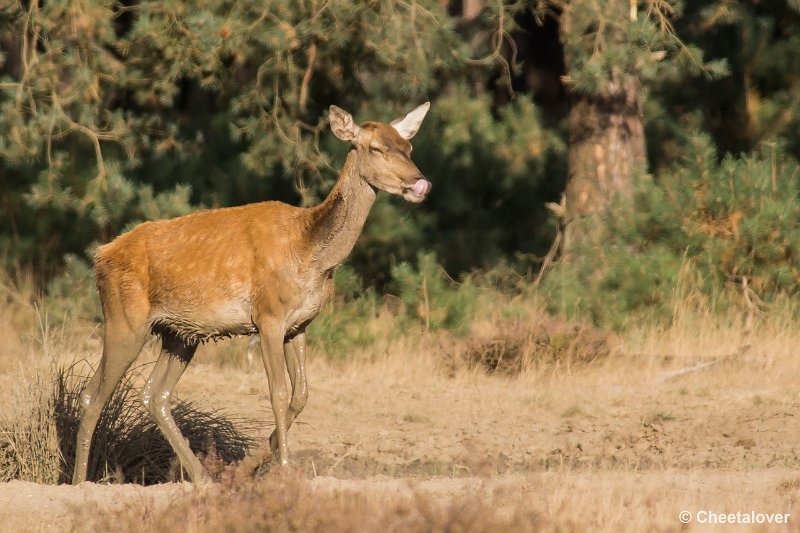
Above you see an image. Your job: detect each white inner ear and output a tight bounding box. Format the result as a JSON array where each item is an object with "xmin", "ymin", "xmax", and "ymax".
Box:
[{"xmin": 390, "ymin": 102, "xmax": 430, "ymax": 140}]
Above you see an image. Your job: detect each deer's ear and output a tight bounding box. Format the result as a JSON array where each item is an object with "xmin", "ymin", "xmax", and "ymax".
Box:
[
  {"xmin": 329, "ymin": 105, "xmax": 362, "ymax": 142},
  {"xmin": 390, "ymin": 102, "xmax": 430, "ymax": 140}
]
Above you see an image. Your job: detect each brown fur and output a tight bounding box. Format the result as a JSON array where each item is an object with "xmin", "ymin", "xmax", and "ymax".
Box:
[
  {"xmin": 72, "ymin": 103, "xmax": 431, "ymax": 484},
  {"xmin": 95, "ymin": 202, "xmax": 312, "ymax": 344}
]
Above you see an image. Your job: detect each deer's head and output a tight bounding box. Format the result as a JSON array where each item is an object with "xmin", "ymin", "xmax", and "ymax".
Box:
[{"xmin": 329, "ymin": 103, "xmax": 431, "ymax": 203}]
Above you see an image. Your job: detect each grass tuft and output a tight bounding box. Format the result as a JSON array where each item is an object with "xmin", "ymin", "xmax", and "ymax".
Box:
[
  {"xmin": 1, "ymin": 364, "xmax": 255, "ymax": 485},
  {"xmin": 0, "ymin": 378, "xmax": 61, "ymax": 484}
]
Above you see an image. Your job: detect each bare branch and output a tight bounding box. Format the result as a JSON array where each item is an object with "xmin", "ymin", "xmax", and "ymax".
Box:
[
  {"xmin": 461, "ymin": 0, "xmax": 515, "ymax": 95},
  {"xmin": 51, "ymin": 91, "xmax": 109, "ymax": 188},
  {"xmin": 298, "ymin": 41, "xmax": 318, "ymax": 113}
]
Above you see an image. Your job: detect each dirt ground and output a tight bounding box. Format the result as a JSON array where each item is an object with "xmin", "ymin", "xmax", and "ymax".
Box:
[{"xmin": 1, "ymin": 325, "xmax": 800, "ymax": 531}]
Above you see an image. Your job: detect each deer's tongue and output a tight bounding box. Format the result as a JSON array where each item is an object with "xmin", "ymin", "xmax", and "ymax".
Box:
[{"xmin": 412, "ymin": 179, "xmax": 430, "ymax": 197}]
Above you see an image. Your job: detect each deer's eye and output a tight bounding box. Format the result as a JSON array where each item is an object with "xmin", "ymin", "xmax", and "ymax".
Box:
[{"xmin": 369, "ymin": 145, "xmax": 384, "ymax": 154}]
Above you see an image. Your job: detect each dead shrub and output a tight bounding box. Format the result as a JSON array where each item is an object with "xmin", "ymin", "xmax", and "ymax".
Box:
[
  {"xmin": 0, "ymin": 364, "xmax": 255, "ymax": 485},
  {"xmin": 441, "ymin": 313, "xmax": 613, "ymax": 375}
]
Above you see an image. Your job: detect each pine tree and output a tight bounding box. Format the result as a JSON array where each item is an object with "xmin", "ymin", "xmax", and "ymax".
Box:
[
  {"xmin": 0, "ymin": 1, "xmax": 521, "ymax": 279},
  {"xmin": 2, "ymin": 0, "xmax": 798, "ymax": 325},
  {"xmin": 543, "ymin": 133, "xmax": 800, "ymax": 328},
  {"xmin": 650, "ymin": 0, "xmax": 800, "ymax": 158},
  {"xmin": 531, "ymin": 0, "xmax": 725, "ymax": 251}
]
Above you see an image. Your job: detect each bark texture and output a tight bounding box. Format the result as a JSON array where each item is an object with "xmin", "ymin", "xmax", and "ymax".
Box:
[{"xmin": 560, "ymin": 2, "xmax": 648, "ymax": 253}]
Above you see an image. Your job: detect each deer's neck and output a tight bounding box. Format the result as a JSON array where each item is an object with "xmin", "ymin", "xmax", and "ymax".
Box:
[{"xmin": 307, "ymin": 151, "xmax": 376, "ymax": 272}]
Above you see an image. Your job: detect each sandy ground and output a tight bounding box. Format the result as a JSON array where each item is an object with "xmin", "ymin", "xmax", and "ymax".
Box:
[{"xmin": 1, "ymin": 330, "xmax": 800, "ymax": 531}]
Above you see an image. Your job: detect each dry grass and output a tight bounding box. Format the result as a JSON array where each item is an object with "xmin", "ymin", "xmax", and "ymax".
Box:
[
  {"xmin": 81, "ymin": 469, "xmax": 545, "ymax": 532},
  {"xmin": 0, "ymin": 270, "xmax": 41, "ymax": 375},
  {"xmin": 0, "ymin": 377, "xmax": 61, "ymax": 484},
  {"xmin": 71, "ymin": 469, "xmax": 800, "ymax": 532},
  {"xmin": 2, "ymin": 270, "xmax": 800, "ymax": 531},
  {"xmin": 0, "ymin": 364, "xmax": 255, "ymax": 485},
  {"xmin": 54, "ymin": 365, "xmax": 255, "ymax": 484}
]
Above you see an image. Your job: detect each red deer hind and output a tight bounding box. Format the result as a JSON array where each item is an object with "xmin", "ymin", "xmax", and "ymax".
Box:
[{"xmin": 72, "ymin": 103, "xmax": 432, "ymax": 483}]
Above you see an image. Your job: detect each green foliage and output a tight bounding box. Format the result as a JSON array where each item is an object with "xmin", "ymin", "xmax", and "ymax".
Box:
[
  {"xmin": 309, "ymin": 256, "xmax": 483, "ymax": 357},
  {"xmin": 352, "ymin": 91, "xmax": 566, "ymax": 281},
  {"xmin": 544, "ymin": 133, "xmax": 800, "ymax": 328},
  {"xmin": 3, "ymin": 0, "xmax": 800, "ymax": 339},
  {"xmin": 391, "ymin": 252, "xmax": 480, "ymax": 334},
  {"xmin": 44, "ymin": 253, "xmax": 100, "ymax": 325},
  {"xmin": 0, "ymin": 0, "xmax": 561, "ymax": 285},
  {"xmin": 649, "ymin": 0, "xmax": 800, "ymax": 159},
  {"xmin": 305, "ymin": 265, "xmax": 384, "ymax": 359},
  {"xmin": 411, "ymin": 92, "xmax": 565, "ymax": 273},
  {"xmin": 557, "ymin": 0, "xmax": 726, "ymax": 97}
]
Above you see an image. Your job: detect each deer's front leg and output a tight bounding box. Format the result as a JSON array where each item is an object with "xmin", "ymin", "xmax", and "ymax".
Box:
[
  {"xmin": 258, "ymin": 325, "xmax": 291, "ymax": 466},
  {"xmin": 285, "ymin": 333, "xmax": 309, "ymax": 422},
  {"xmin": 269, "ymin": 333, "xmax": 308, "ymax": 453}
]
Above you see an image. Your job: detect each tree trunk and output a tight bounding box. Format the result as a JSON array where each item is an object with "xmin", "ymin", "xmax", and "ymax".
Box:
[
  {"xmin": 559, "ymin": 3, "xmax": 647, "ymax": 253},
  {"xmin": 562, "ymin": 75, "xmax": 646, "ymax": 251}
]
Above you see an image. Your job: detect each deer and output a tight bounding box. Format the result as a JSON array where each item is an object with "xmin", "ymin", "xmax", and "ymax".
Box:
[{"xmin": 72, "ymin": 102, "xmax": 432, "ymax": 484}]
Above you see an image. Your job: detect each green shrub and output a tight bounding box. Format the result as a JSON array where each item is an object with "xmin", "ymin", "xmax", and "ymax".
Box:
[
  {"xmin": 306, "ymin": 265, "xmax": 388, "ymax": 359},
  {"xmin": 44, "ymin": 253, "xmax": 101, "ymax": 326},
  {"xmin": 544, "ymin": 134, "xmax": 800, "ymax": 329},
  {"xmin": 390, "ymin": 252, "xmax": 480, "ymax": 334}
]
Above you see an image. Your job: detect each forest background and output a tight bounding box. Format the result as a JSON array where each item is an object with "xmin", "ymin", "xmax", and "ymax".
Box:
[{"xmin": 1, "ymin": 0, "xmax": 799, "ymax": 338}]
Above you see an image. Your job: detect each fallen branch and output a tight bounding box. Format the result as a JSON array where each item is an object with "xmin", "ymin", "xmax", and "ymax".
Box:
[
  {"xmin": 654, "ymin": 344, "xmax": 751, "ymax": 383},
  {"xmin": 329, "ymin": 441, "xmax": 362, "ymax": 473}
]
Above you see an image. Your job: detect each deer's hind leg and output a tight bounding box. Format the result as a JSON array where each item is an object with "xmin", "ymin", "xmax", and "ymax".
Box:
[
  {"xmin": 73, "ymin": 295, "xmax": 149, "ymax": 484},
  {"xmin": 141, "ymin": 333, "xmax": 206, "ymax": 482}
]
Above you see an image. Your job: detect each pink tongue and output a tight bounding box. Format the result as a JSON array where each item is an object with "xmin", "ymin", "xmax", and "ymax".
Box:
[{"xmin": 412, "ymin": 179, "xmax": 430, "ymax": 196}]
